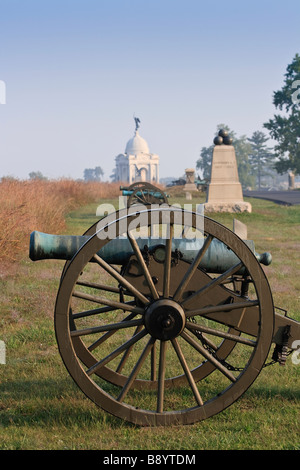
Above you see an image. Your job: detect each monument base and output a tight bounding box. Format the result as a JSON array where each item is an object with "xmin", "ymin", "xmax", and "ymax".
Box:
[
  {"xmin": 204, "ymin": 201, "xmax": 252, "ymax": 213},
  {"xmin": 183, "ymin": 184, "xmax": 197, "ymax": 192}
]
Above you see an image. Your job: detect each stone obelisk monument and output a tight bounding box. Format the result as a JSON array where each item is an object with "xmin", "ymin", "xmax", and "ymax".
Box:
[{"xmin": 204, "ymin": 129, "xmax": 252, "ymax": 213}]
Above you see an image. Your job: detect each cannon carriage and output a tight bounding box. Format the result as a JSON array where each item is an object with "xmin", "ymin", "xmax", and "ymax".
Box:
[{"xmin": 29, "ymin": 185, "xmax": 300, "ymax": 426}]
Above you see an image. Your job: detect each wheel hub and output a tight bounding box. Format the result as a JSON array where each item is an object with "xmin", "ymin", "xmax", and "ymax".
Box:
[{"xmin": 144, "ymin": 299, "xmax": 186, "ymax": 341}]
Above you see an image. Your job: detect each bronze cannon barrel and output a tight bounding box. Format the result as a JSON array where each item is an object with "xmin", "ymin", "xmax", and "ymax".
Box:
[{"xmin": 29, "ymin": 230, "xmax": 272, "ymax": 274}]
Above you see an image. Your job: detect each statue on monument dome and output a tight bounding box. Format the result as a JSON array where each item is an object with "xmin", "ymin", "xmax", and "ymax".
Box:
[{"xmin": 134, "ymin": 116, "xmax": 141, "ymax": 131}]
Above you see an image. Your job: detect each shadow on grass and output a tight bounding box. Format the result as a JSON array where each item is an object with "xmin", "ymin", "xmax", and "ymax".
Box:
[
  {"xmin": 0, "ymin": 377, "xmax": 123, "ymax": 429},
  {"xmin": 247, "ymin": 382, "xmax": 300, "ymax": 401},
  {"xmin": 1, "ymin": 376, "xmax": 299, "ymax": 429}
]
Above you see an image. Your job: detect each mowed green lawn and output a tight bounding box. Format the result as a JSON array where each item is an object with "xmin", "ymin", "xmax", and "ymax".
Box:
[{"xmin": 1, "ymin": 194, "xmax": 299, "ymax": 450}]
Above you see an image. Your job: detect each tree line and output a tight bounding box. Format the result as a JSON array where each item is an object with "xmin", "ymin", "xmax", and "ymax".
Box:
[{"xmin": 28, "ymin": 166, "xmax": 105, "ymax": 182}]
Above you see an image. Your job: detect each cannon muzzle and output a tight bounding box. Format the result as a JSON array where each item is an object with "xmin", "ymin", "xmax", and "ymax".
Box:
[{"xmin": 29, "ymin": 231, "xmax": 272, "ymax": 273}]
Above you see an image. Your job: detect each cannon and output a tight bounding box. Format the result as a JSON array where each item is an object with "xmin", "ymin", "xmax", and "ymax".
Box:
[
  {"xmin": 120, "ymin": 182, "xmax": 168, "ymax": 207},
  {"xmin": 29, "ymin": 191, "xmax": 300, "ymax": 426}
]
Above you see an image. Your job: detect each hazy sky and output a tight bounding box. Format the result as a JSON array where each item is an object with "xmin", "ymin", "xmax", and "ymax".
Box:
[{"xmin": 0, "ymin": 0, "xmax": 299, "ymax": 181}]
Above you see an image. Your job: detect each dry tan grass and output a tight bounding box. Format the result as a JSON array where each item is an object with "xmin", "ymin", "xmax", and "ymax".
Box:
[{"xmin": 0, "ymin": 178, "xmax": 120, "ymax": 262}]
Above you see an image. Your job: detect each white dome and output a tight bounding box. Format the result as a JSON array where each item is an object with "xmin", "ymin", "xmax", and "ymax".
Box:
[{"xmin": 125, "ymin": 130, "xmax": 149, "ymax": 155}]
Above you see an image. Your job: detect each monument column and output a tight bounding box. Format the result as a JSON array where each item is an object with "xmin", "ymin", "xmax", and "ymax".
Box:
[{"xmin": 204, "ymin": 129, "xmax": 252, "ymax": 213}]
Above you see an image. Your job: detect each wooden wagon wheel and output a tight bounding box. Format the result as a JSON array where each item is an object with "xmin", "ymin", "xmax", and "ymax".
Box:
[
  {"xmin": 66, "ymin": 209, "xmax": 246, "ymax": 390},
  {"xmin": 55, "ymin": 207, "xmax": 274, "ymax": 426},
  {"xmin": 127, "ymin": 182, "xmax": 168, "ymax": 207}
]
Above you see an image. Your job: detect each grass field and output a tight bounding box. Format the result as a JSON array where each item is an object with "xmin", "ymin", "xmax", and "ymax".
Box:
[{"xmin": 0, "ymin": 185, "xmax": 299, "ymax": 450}]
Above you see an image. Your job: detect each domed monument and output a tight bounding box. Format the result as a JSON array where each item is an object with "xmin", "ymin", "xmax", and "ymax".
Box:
[{"xmin": 114, "ymin": 117, "xmax": 160, "ymax": 184}]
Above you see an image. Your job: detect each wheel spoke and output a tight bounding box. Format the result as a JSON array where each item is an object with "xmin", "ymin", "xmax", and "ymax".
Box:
[
  {"xmin": 136, "ymin": 194, "xmax": 144, "ymax": 204},
  {"xmin": 151, "ymin": 343, "xmax": 157, "ymax": 381},
  {"xmin": 86, "ymin": 329, "xmax": 148, "ymax": 376},
  {"xmin": 163, "ymin": 224, "xmax": 173, "ymax": 298},
  {"xmin": 117, "ymin": 337, "xmax": 156, "ymax": 402},
  {"xmin": 76, "ymin": 280, "xmax": 129, "ymax": 294},
  {"xmin": 186, "ymin": 299, "xmax": 259, "ymax": 318},
  {"xmin": 181, "ymin": 261, "xmax": 244, "ymax": 306},
  {"xmin": 72, "ymin": 301, "xmax": 136, "ymax": 320},
  {"xmin": 87, "ymin": 312, "xmax": 138, "ymax": 352},
  {"xmin": 72, "ymin": 290, "xmax": 144, "ymax": 314},
  {"xmin": 173, "ymin": 234, "xmax": 213, "ymax": 302},
  {"xmin": 157, "ymin": 340, "xmax": 167, "ymax": 412},
  {"xmin": 93, "ymin": 253, "xmax": 149, "ymax": 305},
  {"xmin": 128, "ymin": 230, "xmax": 159, "ymax": 300},
  {"xmin": 192, "ymin": 331, "xmax": 218, "ymax": 351},
  {"xmin": 116, "ymin": 323, "xmax": 144, "ymax": 373},
  {"xmin": 186, "ymin": 321, "xmax": 257, "ymax": 347},
  {"xmin": 180, "ymin": 330, "xmax": 237, "ymax": 382},
  {"xmin": 171, "ymin": 338, "xmax": 203, "ymax": 406},
  {"xmin": 70, "ymin": 318, "xmax": 143, "ymax": 338}
]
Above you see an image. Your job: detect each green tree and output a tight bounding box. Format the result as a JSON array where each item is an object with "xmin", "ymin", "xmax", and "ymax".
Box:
[
  {"xmin": 110, "ymin": 167, "xmax": 118, "ymax": 182},
  {"xmin": 264, "ymin": 53, "xmax": 300, "ymax": 175},
  {"xmin": 247, "ymin": 131, "xmax": 274, "ymax": 189},
  {"xmin": 29, "ymin": 171, "xmax": 47, "ymax": 180},
  {"xmin": 196, "ymin": 124, "xmax": 254, "ymax": 188},
  {"xmin": 83, "ymin": 166, "xmax": 104, "ymax": 182},
  {"xmin": 196, "ymin": 145, "xmax": 213, "ymax": 180}
]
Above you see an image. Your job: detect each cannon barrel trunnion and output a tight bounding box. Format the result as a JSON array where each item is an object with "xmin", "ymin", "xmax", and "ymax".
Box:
[{"xmin": 29, "ymin": 190, "xmax": 300, "ymax": 426}]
